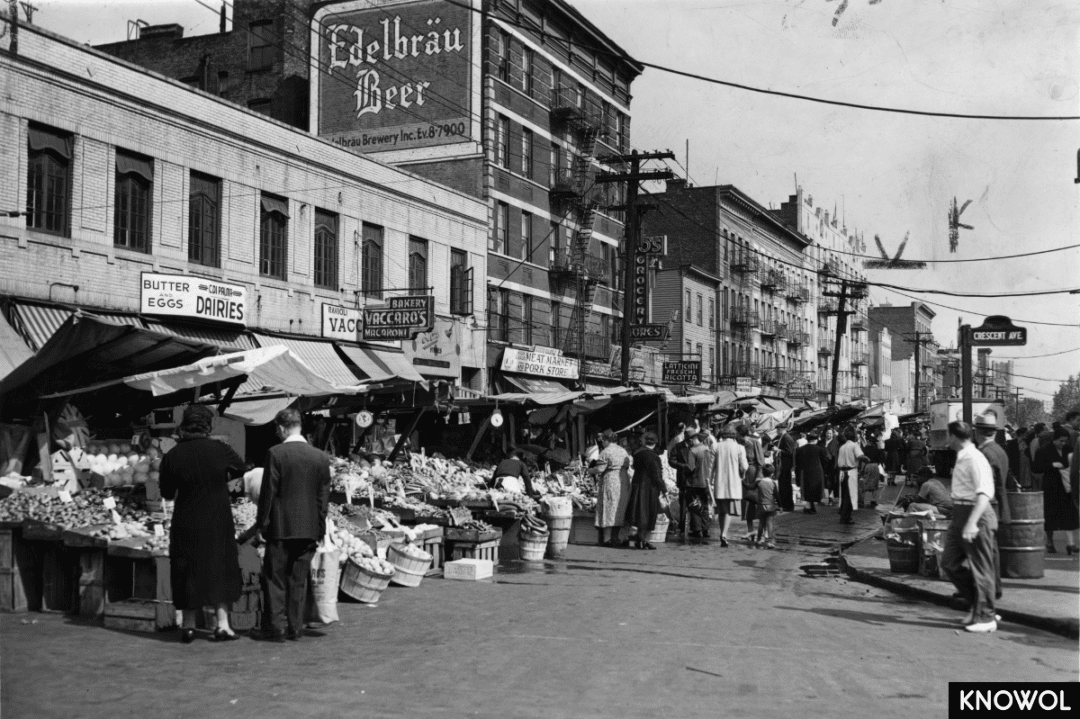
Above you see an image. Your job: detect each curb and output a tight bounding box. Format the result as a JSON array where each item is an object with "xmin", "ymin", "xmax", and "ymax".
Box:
[{"xmin": 838, "ymin": 554, "xmax": 1080, "ymax": 640}]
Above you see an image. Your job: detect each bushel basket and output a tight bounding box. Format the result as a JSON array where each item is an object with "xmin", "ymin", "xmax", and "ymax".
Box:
[{"xmin": 340, "ymin": 558, "xmax": 394, "ymax": 604}]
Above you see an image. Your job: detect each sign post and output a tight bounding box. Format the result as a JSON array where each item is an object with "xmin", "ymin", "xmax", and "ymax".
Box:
[{"xmin": 963, "ymin": 315, "xmax": 1028, "ymax": 423}]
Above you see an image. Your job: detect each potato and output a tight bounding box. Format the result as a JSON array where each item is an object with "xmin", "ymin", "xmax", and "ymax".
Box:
[
  {"xmin": 150, "ymin": 458, "xmax": 161, "ymax": 471},
  {"xmin": 148, "ymin": 471, "xmax": 160, "ymax": 482},
  {"xmin": 107, "ymin": 443, "xmax": 120, "ymax": 456},
  {"xmin": 119, "ymin": 443, "xmax": 131, "ymax": 454}
]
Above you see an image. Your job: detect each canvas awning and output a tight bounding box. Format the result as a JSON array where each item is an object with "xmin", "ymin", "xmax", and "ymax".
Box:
[
  {"xmin": 0, "ymin": 311, "xmax": 33, "ymax": 382},
  {"xmin": 490, "ymin": 391, "xmax": 584, "ymax": 406},
  {"xmin": 6, "ymin": 301, "xmax": 145, "ymax": 352},
  {"xmin": 503, "ymin": 373, "xmax": 574, "ymax": 395},
  {"xmin": 336, "ymin": 344, "xmax": 426, "ymax": 385},
  {"xmin": 252, "ymin": 334, "xmax": 364, "ymax": 390},
  {"xmin": 143, "ymin": 320, "xmax": 255, "ymax": 351},
  {"xmin": 584, "ymin": 384, "xmax": 631, "ymax": 396}
]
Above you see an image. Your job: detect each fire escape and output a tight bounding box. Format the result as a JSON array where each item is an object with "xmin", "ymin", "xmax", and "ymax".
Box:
[{"xmin": 549, "ymin": 87, "xmax": 607, "ymax": 358}]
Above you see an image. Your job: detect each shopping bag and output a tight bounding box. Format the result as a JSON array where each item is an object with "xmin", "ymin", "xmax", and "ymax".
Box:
[{"xmin": 307, "ymin": 519, "xmax": 341, "ymax": 624}]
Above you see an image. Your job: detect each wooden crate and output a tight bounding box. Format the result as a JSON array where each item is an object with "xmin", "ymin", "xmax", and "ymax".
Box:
[
  {"xmin": 103, "ymin": 598, "xmax": 177, "ymax": 633},
  {"xmin": 0, "ymin": 526, "xmax": 38, "ymax": 613},
  {"xmin": 39, "ymin": 542, "xmax": 76, "ymax": 613},
  {"xmin": 74, "ymin": 549, "xmax": 106, "ymax": 618},
  {"xmin": 447, "ymin": 539, "xmax": 499, "ymax": 564},
  {"xmin": 568, "ymin": 512, "xmax": 598, "ymax": 545},
  {"xmin": 421, "ymin": 536, "xmax": 444, "ymax": 576}
]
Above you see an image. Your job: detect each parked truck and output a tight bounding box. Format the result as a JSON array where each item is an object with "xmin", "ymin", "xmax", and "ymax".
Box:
[{"xmin": 927, "ymin": 398, "xmax": 1007, "ymax": 477}]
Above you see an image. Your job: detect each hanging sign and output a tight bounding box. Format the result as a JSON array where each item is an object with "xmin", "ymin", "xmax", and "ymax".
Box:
[
  {"xmin": 630, "ymin": 235, "xmax": 665, "ymax": 327},
  {"xmin": 140, "ymin": 272, "xmax": 247, "ymax": 326},
  {"xmin": 501, "ymin": 347, "xmax": 579, "ymax": 380},
  {"xmin": 663, "ymin": 361, "xmax": 701, "ymax": 385},
  {"xmin": 629, "ymin": 324, "xmax": 669, "ymax": 342},
  {"xmin": 362, "ymin": 295, "xmax": 434, "ymax": 340},
  {"xmin": 970, "ymin": 316, "xmax": 1027, "ymax": 346}
]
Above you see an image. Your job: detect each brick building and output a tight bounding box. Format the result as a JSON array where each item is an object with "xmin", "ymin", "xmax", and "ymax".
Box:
[
  {"xmin": 0, "ymin": 24, "xmax": 488, "ymax": 389},
  {"xmin": 868, "ymin": 302, "xmax": 939, "ymax": 412},
  {"xmin": 643, "ymin": 181, "xmax": 816, "ymax": 398},
  {"xmin": 97, "ymin": 0, "xmax": 644, "ymax": 393}
]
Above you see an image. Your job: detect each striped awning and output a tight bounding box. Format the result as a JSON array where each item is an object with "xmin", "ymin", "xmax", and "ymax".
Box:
[
  {"xmin": 252, "ymin": 333, "xmax": 363, "ymax": 389},
  {"xmin": 337, "ymin": 344, "xmax": 426, "ymax": 385},
  {"xmin": 7, "ymin": 303, "xmax": 144, "ymax": 352},
  {"xmin": 0, "ymin": 311, "xmax": 33, "ymax": 382},
  {"xmin": 143, "ymin": 320, "xmax": 256, "ymax": 351}
]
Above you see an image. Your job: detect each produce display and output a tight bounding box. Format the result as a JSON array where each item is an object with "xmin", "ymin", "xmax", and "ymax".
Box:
[
  {"xmin": 520, "ymin": 514, "xmax": 549, "ymax": 536},
  {"xmin": 333, "ymin": 526, "xmax": 374, "ymax": 560},
  {"xmin": 82, "ymin": 442, "xmax": 163, "ymax": 489},
  {"xmin": 456, "ymin": 519, "xmax": 496, "ymax": 534},
  {"xmin": 350, "ymin": 555, "xmax": 396, "ymax": 576},
  {"xmin": 0, "ymin": 487, "xmax": 143, "ymax": 527},
  {"xmin": 232, "ymin": 499, "xmax": 258, "ymax": 536},
  {"xmin": 393, "ymin": 542, "xmax": 431, "ymax": 560}
]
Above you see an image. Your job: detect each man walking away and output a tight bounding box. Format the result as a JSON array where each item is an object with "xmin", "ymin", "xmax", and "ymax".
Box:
[
  {"xmin": 941, "ymin": 421, "xmax": 999, "ymax": 633},
  {"xmin": 249, "ymin": 409, "xmax": 331, "ymax": 642},
  {"xmin": 668, "ymin": 429, "xmax": 695, "ymax": 537},
  {"xmin": 976, "ymin": 413, "xmax": 1012, "ymax": 600},
  {"xmin": 683, "ymin": 432, "xmax": 714, "ymax": 539},
  {"xmin": 776, "ymin": 423, "xmax": 798, "ymax": 512}
]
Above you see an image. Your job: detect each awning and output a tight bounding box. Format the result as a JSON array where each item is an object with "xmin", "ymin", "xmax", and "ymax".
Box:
[
  {"xmin": 503, "ymin": 374, "xmax": 573, "ymax": 394},
  {"xmin": 260, "ymin": 196, "xmax": 290, "ymax": 217},
  {"xmin": 0, "ymin": 311, "xmax": 33, "ymax": 382},
  {"xmin": 337, "ymin": 344, "xmax": 426, "ymax": 385},
  {"xmin": 584, "ymin": 384, "xmax": 631, "ymax": 396},
  {"xmin": 490, "ymin": 391, "xmax": 584, "ymax": 406},
  {"xmin": 28, "ymin": 126, "xmax": 72, "ymax": 159},
  {"xmin": 143, "ymin": 320, "xmax": 256, "ymax": 351},
  {"xmin": 667, "ymin": 394, "xmax": 717, "ymax": 405},
  {"xmin": 0, "ymin": 314, "xmax": 219, "ymax": 399},
  {"xmin": 252, "ymin": 333, "xmax": 363, "ymax": 389},
  {"xmin": 759, "ymin": 396, "xmax": 796, "ymax": 412},
  {"xmin": 115, "ymin": 153, "xmax": 154, "ymax": 182},
  {"xmin": 6, "ymin": 302, "xmax": 144, "ymax": 352}
]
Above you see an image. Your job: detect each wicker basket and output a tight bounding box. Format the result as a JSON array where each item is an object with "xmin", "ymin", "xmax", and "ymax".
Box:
[
  {"xmin": 645, "ymin": 515, "xmax": 670, "ymax": 545},
  {"xmin": 340, "ymin": 558, "xmax": 394, "ymax": 604},
  {"xmin": 387, "ymin": 544, "xmax": 432, "ymax": 587}
]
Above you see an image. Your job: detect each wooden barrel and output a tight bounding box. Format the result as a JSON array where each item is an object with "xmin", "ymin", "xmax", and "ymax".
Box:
[
  {"xmin": 886, "ymin": 528, "xmax": 920, "ymax": 573},
  {"xmin": 519, "ymin": 532, "xmax": 548, "ymax": 562},
  {"xmin": 999, "ymin": 491, "xmax": 1044, "ymax": 579},
  {"xmin": 543, "ymin": 515, "xmax": 572, "ymax": 559}
]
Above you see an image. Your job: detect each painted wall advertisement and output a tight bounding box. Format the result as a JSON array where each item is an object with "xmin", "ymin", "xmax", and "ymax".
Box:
[
  {"xmin": 403, "ymin": 317, "xmax": 462, "ymax": 378},
  {"xmin": 313, "ymin": 0, "xmax": 474, "ymax": 153},
  {"xmin": 501, "ymin": 348, "xmax": 579, "ymax": 380},
  {"xmin": 140, "ymin": 272, "xmax": 247, "ymax": 326}
]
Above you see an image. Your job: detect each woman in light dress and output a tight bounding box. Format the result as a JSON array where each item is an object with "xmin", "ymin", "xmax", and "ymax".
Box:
[{"xmin": 591, "ymin": 429, "xmax": 631, "ymax": 547}]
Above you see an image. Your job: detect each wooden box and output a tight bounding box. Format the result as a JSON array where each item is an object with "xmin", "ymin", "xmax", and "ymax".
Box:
[
  {"xmin": 447, "ymin": 539, "xmax": 499, "ymax": 564},
  {"xmin": 421, "ymin": 536, "xmax": 444, "ymax": 577},
  {"xmin": 0, "ymin": 526, "xmax": 38, "ymax": 613},
  {"xmin": 444, "ymin": 558, "xmax": 493, "ymax": 581},
  {"xmin": 104, "ymin": 598, "xmax": 177, "ymax": 633}
]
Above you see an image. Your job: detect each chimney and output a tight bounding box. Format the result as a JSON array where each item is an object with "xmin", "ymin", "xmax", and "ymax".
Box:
[
  {"xmin": 220, "ymin": 3, "xmax": 227, "ymax": 33},
  {"xmin": 140, "ymin": 24, "xmax": 184, "ymax": 40},
  {"xmin": 665, "ymin": 178, "xmax": 687, "ymax": 193}
]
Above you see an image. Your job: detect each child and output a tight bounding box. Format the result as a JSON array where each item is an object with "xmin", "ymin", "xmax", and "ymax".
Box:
[
  {"xmin": 859, "ymin": 455, "xmax": 883, "ymax": 509},
  {"xmin": 741, "ymin": 460, "xmax": 760, "ymax": 543},
  {"xmin": 755, "ymin": 464, "xmax": 779, "ymax": 549}
]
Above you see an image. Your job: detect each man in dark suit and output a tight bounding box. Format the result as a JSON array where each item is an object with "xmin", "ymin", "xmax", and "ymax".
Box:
[
  {"xmin": 245, "ymin": 408, "xmax": 331, "ymax": 642},
  {"xmin": 776, "ymin": 423, "xmax": 798, "ymax": 512}
]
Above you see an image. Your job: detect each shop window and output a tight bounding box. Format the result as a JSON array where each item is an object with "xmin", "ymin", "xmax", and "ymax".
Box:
[
  {"xmin": 450, "ymin": 249, "xmax": 473, "ymax": 316},
  {"xmin": 25, "ymin": 124, "xmax": 72, "ymax": 237},
  {"xmin": 408, "ymin": 237, "xmax": 428, "ymax": 293},
  {"xmin": 313, "ymin": 209, "xmax": 338, "ymax": 290},
  {"xmin": 259, "ymin": 193, "xmax": 289, "ymax": 280},
  {"xmin": 488, "ymin": 287, "xmax": 509, "ymax": 342},
  {"xmin": 491, "ymin": 201, "xmax": 508, "ymax": 253},
  {"xmin": 496, "ymin": 115, "xmax": 510, "ymax": 168},
  {"xmin": 249, "ymin": 20, "xmax": 275, "ymax": 71},
  {"xmin": 521, "ymin": 128, "xmax": 533, "ymax": 178},
  {"xmin": 520, "ymin": 211, "xmax": 533, "ymax": 261},
  {"xmin": 361, "ymin": 223, "xmax": 383, "ymax": 299},
  {"xmin": 114, "ymin": 149, "xmax": 154, "ymax": 253},
  {"xmin": 188, "ymin": 171, "xmax": 220, "ymax": 267}
]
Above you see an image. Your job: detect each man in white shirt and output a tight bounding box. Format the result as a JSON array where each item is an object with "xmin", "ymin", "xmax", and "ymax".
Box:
[{"xmin": 940, "ymin": 421, "xmax": 999, "ymax": 633}]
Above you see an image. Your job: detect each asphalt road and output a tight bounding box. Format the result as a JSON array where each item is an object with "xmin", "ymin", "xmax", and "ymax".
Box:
[{"xmin": 2, "ymin": 539, "xmax": 1076, "ymax": 719}]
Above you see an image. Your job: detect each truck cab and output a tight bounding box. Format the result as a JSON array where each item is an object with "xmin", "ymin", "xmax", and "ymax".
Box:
[{"xmin": 927, "ymin": 399, "xmax": 1006, "ymax": 476}]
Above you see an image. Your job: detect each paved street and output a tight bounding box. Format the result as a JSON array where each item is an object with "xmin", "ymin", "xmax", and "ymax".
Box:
[{"xmin": 3, "ymin": 537, "xmax": 1076, "ymax": 719}]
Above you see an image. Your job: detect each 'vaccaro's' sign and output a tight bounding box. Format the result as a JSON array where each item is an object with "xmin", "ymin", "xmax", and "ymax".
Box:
[{"xmin": 313, "ymin": 0, "xmax": 475, "ymax": 154}]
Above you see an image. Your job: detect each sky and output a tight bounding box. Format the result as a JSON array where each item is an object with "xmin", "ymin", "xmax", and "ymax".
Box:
[{"xmin": 20, "ymin": 0, "xmax": 1080, "ymax": 406}]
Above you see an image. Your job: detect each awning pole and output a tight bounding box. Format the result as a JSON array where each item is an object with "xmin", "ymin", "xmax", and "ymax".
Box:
[
  {"xmin": 466, "ymin": 416, "xmax": 490, "ymax": 460},
  {"xmin": 387, "ymin": 407, "xmax": 426, "ymax": 463}
]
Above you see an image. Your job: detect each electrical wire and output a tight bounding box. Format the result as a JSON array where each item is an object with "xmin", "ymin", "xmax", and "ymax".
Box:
[
  {"xmin": 995, "ymin": 347, "xmax": 1080, "ymax": 360},
  {"xmin": 880, "ymin": 285, "xmax": 1080, "ymax": 329}
]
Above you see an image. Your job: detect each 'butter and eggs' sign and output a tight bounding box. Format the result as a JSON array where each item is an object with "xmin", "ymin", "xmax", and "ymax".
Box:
[{"xmin": 140, "ymin": 272, "xmax": 247, "ymax": 326}]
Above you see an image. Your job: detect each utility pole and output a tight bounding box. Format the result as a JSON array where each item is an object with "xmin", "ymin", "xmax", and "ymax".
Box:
[
  {"xmin": 596, "ymin": 150, "xmax": 674, "ymax": 385},
  {"xmin": 960, "ymin": 324, "xmax": 973, "ymax": 424},
  {"xmin": 6, "ymin": 0, "xmax": 18, "ymax": 54},
  {"xmin": 1013, "ymin": 387, "xmax": 1022, "ymax": 424},
  {"xmin": 901, "ymin": 331, "xmax": 932, "ymax": 413},
  {"xmin": 821, "ymin": 278, "xmax": 861, "ymax": 407}
]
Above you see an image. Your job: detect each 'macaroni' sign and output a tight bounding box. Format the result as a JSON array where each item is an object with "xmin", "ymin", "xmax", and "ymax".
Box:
[{"xmin": 362, "ymin": 296, "xmax": 434, "ymax": 340}]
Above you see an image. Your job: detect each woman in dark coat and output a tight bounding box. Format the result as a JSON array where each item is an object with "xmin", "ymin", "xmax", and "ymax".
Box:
[
  {"xmin": 885, "ymin": 433, "xmax": 905, "ymax": 484},
  {"xmin": 823, "ymin": 427, "xmax": 839, "ymax": 505},
  {"xmin": 1032, "ymin": 427, "xmax": 1080, "ymax": 554},
  {"xmin": 795, "ymin": 432, "xmax": 828, "ymax": 513},
  {"xmin": 906, "ymin": 432, "xmax": 928, "ymax": 478},
  {"xmin": 625, "ymin": 432, "xmax": 666, "ymax": 550},
  {"xmin": 160, "ymin": 405, "xmax": 246, "ymax": 642}
]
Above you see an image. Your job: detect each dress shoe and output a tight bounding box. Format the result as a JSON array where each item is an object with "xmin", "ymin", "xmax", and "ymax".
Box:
[
  {"xmin": 1046, "ymin": 544, "xmax": 1057, "ymax": 554},
  {"xmin": 965, "ymin": 619, "xmax": 997, "ymax": 633},
  {"xmin": 212, "ymin": 628, "xmax": 240, "ymax": 642},
  {"xmin": 180, "ymin": 628, "xmax": 196, "ymax": 644},
  {"xmin": 1067, "ymin": 545, "xmax": 1078, "ymax": 557},
  {"xmin": 642, "ymin": 542, "xmax": 657, "ymax": 550},
  {"xmin": 249, "ymin": 628, "xmax": 286, "ymax": 643}
]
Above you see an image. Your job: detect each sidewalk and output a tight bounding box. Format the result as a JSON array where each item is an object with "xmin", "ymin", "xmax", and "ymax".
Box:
[
  {"xmin": 773, "ymin": 482, "xmax": 908, "ymax": 548},
  {"xmin": 840, "ymin": 535, "xmax": 1080, "ymax": 639}
]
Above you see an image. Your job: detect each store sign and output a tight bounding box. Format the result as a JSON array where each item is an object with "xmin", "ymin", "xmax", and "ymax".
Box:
[
  {"xmin": 607, "ymin": 344, "xmax": 648, "ymax": 382},
  {"xmin": 582, "ymin": 360, "xmax": 612, "ymax": 379},
  {"xmin": 140, "ymin": 272, "xmax": 247, "ymax": 326},
  {"xmin": 403, "ymin": 317, "xmax": 461, "ymax": 378},
  {"xmin": 735, "ymin": 377, "xmax": 753, "ymax": 394},
  {"xmin": 630, "ymin": 235, "xmax": 665, "ymax": 326},
  {"xmin": 501, "ymin": 347, "xmax": 579, "ymax": 380},
  {"xmin": 970, "ymin": 316, "xmax": 1027, "ymax": 346},
  {"xmin": 663, "ymin": 361, "xmax": 701, "ymax": 385},
  {"xmin": 362, "ymin": 296, "xmax": 434, "ymax": 340},
  {"xmin": 629, "ymin": 324, "xmax": 669, "ymax": 342},
  {"xmin": 313, "ymin": 0, "xmax": 475, "ymax": 154},
  {"xmin": 321, "ymin": 303, "xmax": 363, "ymax": 341}
]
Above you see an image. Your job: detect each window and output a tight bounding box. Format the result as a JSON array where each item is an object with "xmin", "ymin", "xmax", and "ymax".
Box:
[
  {"xmin": 492, "ymin": 201, "xmax": 509, "ymax": 253},
  {"xmin": 575, "ymin": 82, "xmax": 584, "ymax": 107},
  {"xmin": 114, "ymin": 150, "xmax": 154, "ymax": 253},
  {"xmin": 708, "ymin": 298, "xmax": 715, "ymax": 330},
  {"xmin": 549, "ymin": 220, "xmax": 560, "ymax": 265},
  {"xmin": 520, "ymin": 212, "xmax": 533, "ymax": 261},
  {"xmin": 247, "ymin": 98, "xmax": 272, "ymax": 116},
  {"xmin": 521, "ymin": 47, "xmax": 533, "ymax": 94},
  {"xmin": 496, "ymin": 115, "xmax": 509, "ymax": 168},
  {"xmin": 551, "ymin": 67, "xmax": 562, "ymax": 105},
  {"xmin": 696, "ymin": 343, "xmax": 703, "ymax": 363},
  {"xmin": 685, "ymin": 289, "xmax": 691, "ymax": 321},
  {"xmin": 488, "ymin": 287, "xmax": 509, "ymax": 342},
  {"xmin": 521, "ymin": 128, "xmax": 533, "ymax": 177},
  {"xmin": 685, "ymin": 341, "xmax": 691, "ymax": 356},
  {"xmin": 313, "ymin": 209, "xmax": 338, "ymax": 290},
  {"xmin": 259, "ymin": 193, "xmax": 288, "ymax": 279},
  {"xmin": 616, "ymin": 112, "xmax": 628, "ymax": 152},
  {"xmin": 188, "ymin": 172, "xmax": 220, "ymax": 267},
  {"xmin": 550, "ymin": 301, "xmax": 562, "ymax": 346},
  {"xmin": 496, "ymin": 29, "xmax": 510, "ymax": 82},
  {"xmin": 450, "ymin": 249, "xmax": 473, "ymax": 315},
  {"xmin": 249, "ymin": 20, "xmax": 275, "ymax": 71},
  {"xmin": 549, "ymin": 143, "xmax": 560, "ymax": 186},
  {"xmin": 408, "ymin": 237, "xmax": 428, "ymax": 292},
  {"xmin": 522, "ymin": 295, "xmax": 533, "ymax": 344},
  {"xmin": 696, "ymin": 294, "xmax": 703, "ymax": 326},
  {"xmin": 361, "ymin": 223, "xmax": 383, "ymax": 298},
  {"xmin": 25, "ymin": 124, "xmax": 72, "ymax": 236}
]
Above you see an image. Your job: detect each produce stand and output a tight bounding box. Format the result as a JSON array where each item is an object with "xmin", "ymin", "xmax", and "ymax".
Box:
[
  {"xmin": 0, "ymin": 520, "xmax": 34, "ymax": 612},
  {"xmin": 103, "ymin": 540, "xmax": 175, "ymax": 633},
  {"xmin": 567, "ymin": 510, "xmax": 598, "ymax": 545},
  {"xmin": 60, "ymin": 525, "xmax": 109, "ymax": 618}
]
